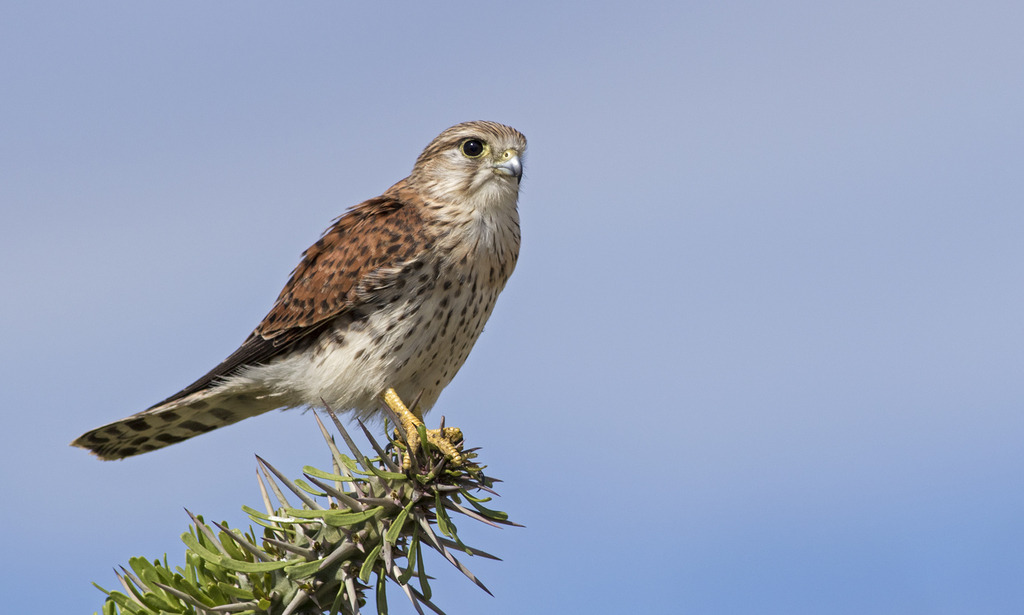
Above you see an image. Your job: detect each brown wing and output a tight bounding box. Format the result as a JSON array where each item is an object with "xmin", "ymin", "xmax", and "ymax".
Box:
[{"xmin": 151, "ymin": 180, "xmax": 435, "ymax": 408}]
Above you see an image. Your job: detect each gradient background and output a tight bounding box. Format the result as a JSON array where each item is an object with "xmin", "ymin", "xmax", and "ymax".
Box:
[{"xmin": 3, "ymin": 2, "xmax": 1023, "ymax": 613}]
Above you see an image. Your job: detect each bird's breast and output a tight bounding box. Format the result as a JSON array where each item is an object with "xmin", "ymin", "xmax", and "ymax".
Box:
[{"xmin": 274, "ymin": 244, "xmax": 514, "ymax": 418}]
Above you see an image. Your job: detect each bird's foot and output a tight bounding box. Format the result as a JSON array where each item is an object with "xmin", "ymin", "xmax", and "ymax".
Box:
[{"xmin": 381, "ymin": 388, "xmax": 464, "ymax": 470}]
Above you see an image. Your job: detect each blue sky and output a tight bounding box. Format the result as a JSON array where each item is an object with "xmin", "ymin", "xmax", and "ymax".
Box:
[{"xmin": 2, "ymin": 1, "xmax": 1023, "ymax": 613}]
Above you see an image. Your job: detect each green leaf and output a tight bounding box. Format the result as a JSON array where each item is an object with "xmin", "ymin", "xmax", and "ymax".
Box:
[
  {"xmin": 118, "ymin": 571, "xmax": 181, "ymax": 613},
  {"xmin": 303, "ymin": 465, "xmax": 348, "ymax": 481},
  {"xmin": 281, "ymin": 508, "xmax": 329, "ymax": 519},
  {"xmin": 416, "ymin": 425, "xmax": 431, "ymax": 459},
  {"xmin": 215, "ymin": 583, "xmax": 255, "ymax": 601},
  {"xmin": 129, "ymin": 557, "xmax": 176, "ymax": 588},
  {"xmin": 416, "ymin": 535, "xmax": 431, "ymax": 600},
  {"xmin": 458, "ymin": 490, "xmax": 493, "ymax": 503},
  {"xmin": 204, "ymin": 582, "xmax": 230, "ymax": 605},
  {"xmin": 106, "ymin": 591, "xmax": 146, "ymax": 615},
  {"xmin": 358, "ymin": 542, "xmax": 383, "ymax": 583},
  {"xmin": 363, "ymin": 463, "xmax": 408, "ymax": 481},
  {"xmin": 284, "ymin": 558, "xmax": 324, "ymax": 579},
  {"xmin": 127, "ymin": 558, "xmax": 160, "ymax": 589},
  {"xmin": 220, "ymin": 556, "xmax": 296, "ymax": 574},
  {"xmin": 434, "ymin": 493, "xmax": 456, "ymax": 538},
  {"xmin": 376, "ymin": 568, "xmax": 388, "ymax": 615},
  {"xmin": 138, "ymin": 587, "xmax": 181, "ymax": 613},
  {"xmin": 218, "ymin": 531, "xmax": 247, "ymax": 561},
  {"xmin": 329, "ymin": 586, "xmax": 346, "ymax": 615},
  {"xmin": 241, "ymin": 505, "xmax": 272, "ymax": 521},
  {"xmin": 336, "ymin": 454, "xmax": 362, "ymax": 473},
  {"xmin": 157, "ymin": 557, "xmax": 217, "ymax": 607},
  {"xmin": 385, "ymin": 500, "xmax": 416, "ymax": 544},
  {"xmin": 466, "ymin": 498, "xmax": 509, "ymax": 521},
  {"xmin": 322, "ymin": 506, "xmax": 383, "ymax": 527},
  {"xmin": 294, "ymin": 478, "xmax": 328, "ymax": 497},
  {"xmin": 181, "ymin": 532, "xmax": 224, "ymax": 566},
  {"xmin": 181, "ymin": 532, "xmax": 293, "ymax": 573},
  {"xmin": 248, "ymin": 516, "xmax": 289, "ymax": 531},
  {"xmin": 397, "ymin": 534, "xmax": 417, "ymax": 585}
]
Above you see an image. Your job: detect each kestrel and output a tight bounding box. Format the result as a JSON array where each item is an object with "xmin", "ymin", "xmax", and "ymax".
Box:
[{"xmin": 73, "ymin": 121, "xmax": 526, "ymax": 461}]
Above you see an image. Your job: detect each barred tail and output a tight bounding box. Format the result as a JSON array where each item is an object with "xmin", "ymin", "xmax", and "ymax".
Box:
[{"xmin": 72, "ymin": 387, "xmax": 281, "ymax": 460}]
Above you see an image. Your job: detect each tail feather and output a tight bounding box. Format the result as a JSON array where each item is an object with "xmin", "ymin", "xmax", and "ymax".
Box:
[{"xmin": 72, "ymin": 387, "xmax": 282, "ymax": 460}]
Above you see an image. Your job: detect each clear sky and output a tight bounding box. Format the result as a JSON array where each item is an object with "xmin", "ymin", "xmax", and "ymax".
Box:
[{"xmin": 2, "ymin": 1, "xmax": 1023, "ymax": 613}]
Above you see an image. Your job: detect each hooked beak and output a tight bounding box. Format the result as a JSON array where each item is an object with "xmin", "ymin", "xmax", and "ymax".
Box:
[{"xmin": 493, "ymin": 153, "xmax": 523, "ymax": 182}]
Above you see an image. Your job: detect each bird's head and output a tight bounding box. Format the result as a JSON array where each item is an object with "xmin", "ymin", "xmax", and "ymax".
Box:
[{"xmin": 409, "ymin": 121, "xmax": 526, "ymax": 209}]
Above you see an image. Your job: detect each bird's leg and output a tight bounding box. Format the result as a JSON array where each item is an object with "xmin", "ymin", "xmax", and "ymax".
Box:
[{"xmin": 381, "ymin": 388, "xmax": 463, "ymax": 469}]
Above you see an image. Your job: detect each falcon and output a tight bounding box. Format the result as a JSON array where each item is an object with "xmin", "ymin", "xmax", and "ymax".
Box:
[{"xmin": 73, "ymin": 121, "xmax": 526, "ymax": 461}]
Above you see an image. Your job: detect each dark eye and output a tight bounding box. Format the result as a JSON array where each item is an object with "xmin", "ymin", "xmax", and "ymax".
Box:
[{"xmin": 461, "ymin": 139, "xmax": 485, "ymax": 158}]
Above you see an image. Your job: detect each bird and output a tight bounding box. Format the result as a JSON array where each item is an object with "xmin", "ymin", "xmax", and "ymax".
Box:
[{"xmin": 72, "ymin": 120, "xmax": 526, "ymax": 461}]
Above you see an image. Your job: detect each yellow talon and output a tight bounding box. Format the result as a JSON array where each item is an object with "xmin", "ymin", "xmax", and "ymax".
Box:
[{"xmin": 381, "ymin": 388, "xmax": 464, "ymax": 469}]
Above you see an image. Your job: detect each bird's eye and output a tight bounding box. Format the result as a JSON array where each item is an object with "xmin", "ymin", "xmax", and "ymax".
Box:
[{"xmin": 461, "ymin": 139, "xmax": 485, "ymax": 158}]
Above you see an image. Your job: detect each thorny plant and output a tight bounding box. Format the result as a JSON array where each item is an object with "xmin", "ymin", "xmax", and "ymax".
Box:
[{"xmin": 93, "ymin": 397, "xmax": 518, "ymax": 615}]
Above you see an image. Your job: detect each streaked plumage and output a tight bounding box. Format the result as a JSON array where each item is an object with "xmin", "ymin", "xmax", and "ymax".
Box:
[{"xmin": 73, "ymin": 121, "xmax": 526, "ymax": 460}]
